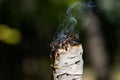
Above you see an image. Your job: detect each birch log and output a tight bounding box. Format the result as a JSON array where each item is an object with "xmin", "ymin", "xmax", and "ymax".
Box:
[{"xmin": 50, "ymin": 33, "xmax": 83, "ymax": 80}]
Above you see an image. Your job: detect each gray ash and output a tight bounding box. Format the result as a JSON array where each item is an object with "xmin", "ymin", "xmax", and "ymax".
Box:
[{"xmin": 50, "ymin": 33, "xmax": 80, "ymax": 53}]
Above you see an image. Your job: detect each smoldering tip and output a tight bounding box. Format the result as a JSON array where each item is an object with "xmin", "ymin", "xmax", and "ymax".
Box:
[{"xmin": 50, "ymin": 33, "xmax": 81, "ymax": 52}]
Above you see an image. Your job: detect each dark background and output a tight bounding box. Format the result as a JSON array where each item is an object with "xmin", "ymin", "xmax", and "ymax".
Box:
[{"xmin": 0, "ymin": 0, "xmax": 120, "ymax": 80}]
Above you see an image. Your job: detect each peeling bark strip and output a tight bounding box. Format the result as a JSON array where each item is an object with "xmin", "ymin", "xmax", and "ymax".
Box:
[{"xmin": 50, "ymin": 33, "xmax": 83, "ymax": 80}]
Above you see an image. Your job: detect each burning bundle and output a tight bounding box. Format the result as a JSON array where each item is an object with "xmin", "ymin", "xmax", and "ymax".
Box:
[
  {"xmin": 50, "ymin": 1, "xmax": 84, "ymax": 80},
  {"xmin": 50, "ymin": 33, "xmax": 83, "ymax": 80}
]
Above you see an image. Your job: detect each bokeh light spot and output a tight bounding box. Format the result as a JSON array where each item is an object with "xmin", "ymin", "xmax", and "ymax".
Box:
[{"xmin": 0, "ymin": 24, "xmax": 22, "ymax": 44}]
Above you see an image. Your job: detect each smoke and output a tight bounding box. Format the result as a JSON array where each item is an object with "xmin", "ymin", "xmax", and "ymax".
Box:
[{"xmin": 54, "ymin": 1, "xmax": 96, "ymax": 41}]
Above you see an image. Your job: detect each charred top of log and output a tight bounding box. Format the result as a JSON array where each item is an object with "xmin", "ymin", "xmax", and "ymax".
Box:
[{"xmin": 50, "ymin": 33, "xmax": 80, "ymax": 53}]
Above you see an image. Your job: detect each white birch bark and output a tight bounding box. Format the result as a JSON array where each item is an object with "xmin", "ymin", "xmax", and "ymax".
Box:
[{"xmin": 51, "ymin": 43, "xmax": 83, "ymax": 80}]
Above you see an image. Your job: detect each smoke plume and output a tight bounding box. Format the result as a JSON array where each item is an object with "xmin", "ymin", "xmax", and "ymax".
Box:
[{"xmin": 53, "ymin": 1, "xmax": 96, "ymax": 41}]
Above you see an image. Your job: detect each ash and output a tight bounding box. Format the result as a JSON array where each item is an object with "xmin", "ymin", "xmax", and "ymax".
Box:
[{"xmin": 50, "ymin": 33, "xmax": 81, "ymax": 53}]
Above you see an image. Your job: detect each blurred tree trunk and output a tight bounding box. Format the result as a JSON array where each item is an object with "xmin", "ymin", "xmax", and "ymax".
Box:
[{"xmin": 82, "ymin": 11, "xmax": 110, "ymax": 80}]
